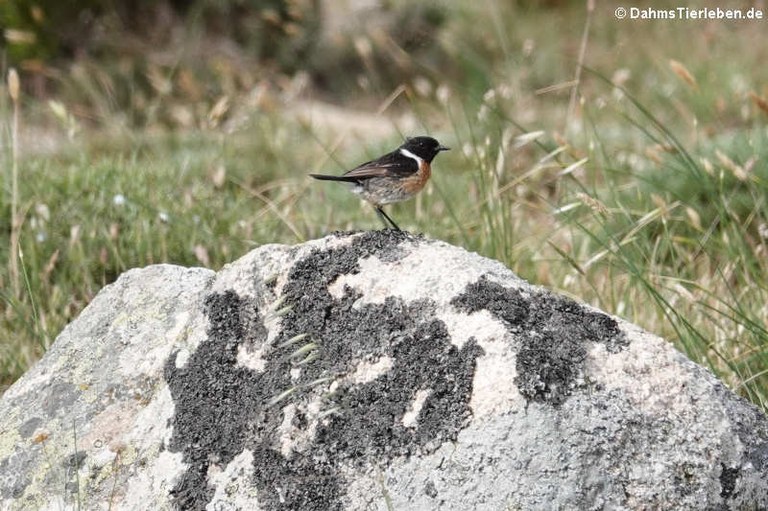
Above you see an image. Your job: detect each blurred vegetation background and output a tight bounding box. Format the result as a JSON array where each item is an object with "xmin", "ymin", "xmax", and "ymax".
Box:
[{"xmin": 1, "ymin": 0, "xmax": 767, "ymax": 412}]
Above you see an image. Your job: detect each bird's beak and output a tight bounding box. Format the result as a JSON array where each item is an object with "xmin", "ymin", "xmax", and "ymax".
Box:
[{"xmin": 438, "ymin": 145, "xmax": 451, "ymax": 151}]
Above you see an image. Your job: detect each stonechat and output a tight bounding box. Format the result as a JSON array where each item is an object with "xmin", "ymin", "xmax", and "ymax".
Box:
[{"xmin": 310, "ymin": 136, "xmax": 450, "ymax": 230}]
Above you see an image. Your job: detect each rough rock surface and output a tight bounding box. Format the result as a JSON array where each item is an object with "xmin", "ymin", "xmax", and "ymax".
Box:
[{"xmin": 1, "ymin": 231, "xmax": 767, "ymax": 510}]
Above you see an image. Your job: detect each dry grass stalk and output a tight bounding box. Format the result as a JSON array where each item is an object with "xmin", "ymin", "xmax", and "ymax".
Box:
[
  {"xmin": 715, "ymin": 149, "xmax": 748, "ymax": 181},
  {"xmin": 566, "ymin": 0, "xmax": 595, "ymax": 130},
  {"xmin": 749, "ymin": 91, "xmax": 768, "ymax": 116},
  {"xmin": 7, "ymin": 69, "xmax": 21, "ymax": 299},
  {"xmin": 669, "ymin": 60, "xmax": 698, "ymax": 90},
  {"xmin": 577, "ymin": 192, "xmax": 608, "ymax": 215}
]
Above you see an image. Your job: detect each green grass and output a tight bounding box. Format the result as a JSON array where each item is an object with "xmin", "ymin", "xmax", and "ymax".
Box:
[
  {"xmin": 2, "ymin": 1, "xmax": 768, "ymax": 411},
  {"xmin": 0, "ymin": 124, "xmax": 313, "ymax": 383}
]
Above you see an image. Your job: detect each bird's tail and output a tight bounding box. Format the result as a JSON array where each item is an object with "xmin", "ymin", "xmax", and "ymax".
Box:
[{"xmin": 309, "ymin": 174, "xmax": 359, "ymax": 183}]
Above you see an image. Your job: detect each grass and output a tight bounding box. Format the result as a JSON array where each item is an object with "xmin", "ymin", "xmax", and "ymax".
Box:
[
  {"xmin": 0, "ymin": 123, "xmax": 315, "ymax": 383},
  {"xmin": 2, "ymin": 1, "xmax": 768, "ymax": 411}
]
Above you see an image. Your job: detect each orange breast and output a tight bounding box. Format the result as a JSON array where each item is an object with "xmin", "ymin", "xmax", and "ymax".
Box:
[{"xmin": 401, "ymin": 161, "xmax": 431, "ymax": 194}]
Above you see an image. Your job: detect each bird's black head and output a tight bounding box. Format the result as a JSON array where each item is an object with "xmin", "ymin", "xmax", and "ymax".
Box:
[{"xmin": 401, "ymin": 136, "xmax": 450, "ymax": 163}]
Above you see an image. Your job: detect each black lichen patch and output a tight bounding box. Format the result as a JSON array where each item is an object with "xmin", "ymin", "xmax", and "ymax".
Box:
[
  {"xmin": 165, "ymin": 290, "xmax": 287, "ymax": 509},
  {"xmin": 451, "ymin": 277, "xmax": 529, "ymax": 330},
  {"xmin": 249, "ymin": 445, "xmax": 342, "ymax": 511},
  {"xmin": 424, "ymin": 479, "xmax": 438, "ymax": 498},
  {"xmin": 164, "ymin": 231, "xmax": 483, "ymax": 511},
  {"xmin": 514, "ymin": 329, "xmax": 586, "ymax": 406},
  {"xmin": 748, "ymin": 441, "xmax": 768, "ymax": 473},
  {"xmin": 452, "ymin": 276, "xmax": 627, "ymax": 405},
  {"xmin": 62, "ymin": 451, "xmax": 88, "ymax": 498},
  {"xmin": 719, "ymin": 464, "xmax": 739, "ymax": 500},
  {"xmin": 63, "ymin": 451, "xmax": 87, "ymax": 470},
  {"xmin": 313, "ymin": 319, "xmax": 482, "ymax": 463}
]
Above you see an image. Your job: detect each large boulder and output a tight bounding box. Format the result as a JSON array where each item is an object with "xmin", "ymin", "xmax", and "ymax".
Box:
[{"xmin": 1, "ymin": 231, "xmax": 767, "ymax": 510}]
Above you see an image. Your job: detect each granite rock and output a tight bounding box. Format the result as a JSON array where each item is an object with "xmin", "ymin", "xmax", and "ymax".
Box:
[{"xmin": 1, "ymin": 231, "xmax": 767, "ymax": 510}]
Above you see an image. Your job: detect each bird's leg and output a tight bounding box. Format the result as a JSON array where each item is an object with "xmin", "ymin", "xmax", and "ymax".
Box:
[{"xmin": 375, "ymin": 207, "xmax": 401, "ymax": 231}]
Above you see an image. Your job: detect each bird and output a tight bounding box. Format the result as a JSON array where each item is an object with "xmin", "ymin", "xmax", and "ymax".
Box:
[{"xmin": 310, "ymin": 136, "xmax": 450, "ymax": 231}]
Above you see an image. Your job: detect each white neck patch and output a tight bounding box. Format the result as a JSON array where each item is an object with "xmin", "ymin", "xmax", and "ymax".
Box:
[{"xmin": 400, "ymin": 148, "xmax": 424, "ymax": 164}]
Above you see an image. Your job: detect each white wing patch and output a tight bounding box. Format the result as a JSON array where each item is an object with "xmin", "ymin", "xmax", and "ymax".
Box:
[{"xmin": 400, "ymin": 148, "xmax": 424, "ymax": 165}]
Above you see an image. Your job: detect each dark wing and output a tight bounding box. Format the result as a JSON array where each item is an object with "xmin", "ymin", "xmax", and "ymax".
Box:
[{"xmin": 340, "ymin": 150, "xmax": 419, "ymax": 180}]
